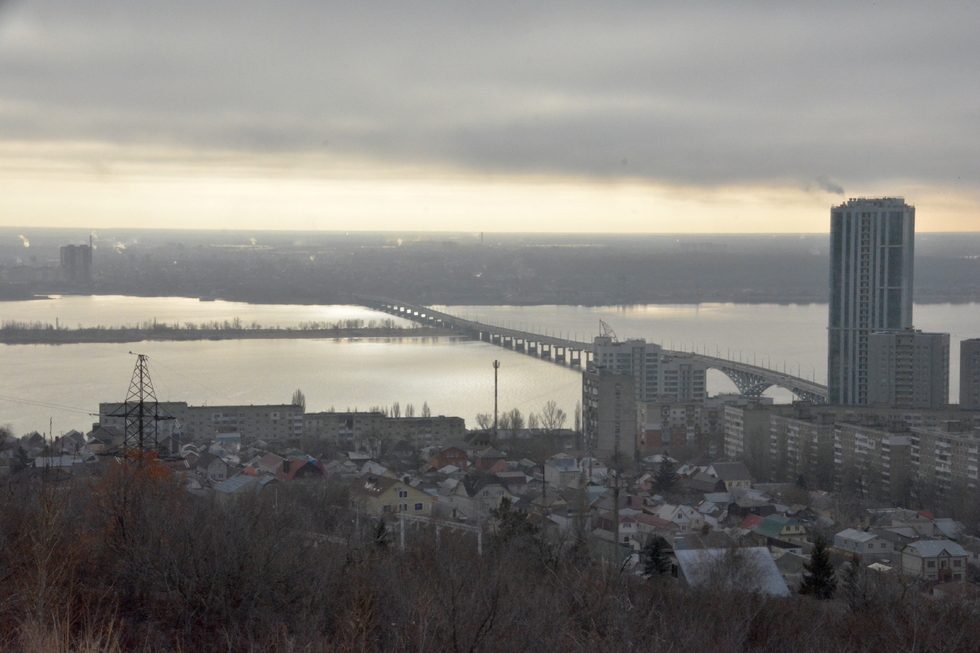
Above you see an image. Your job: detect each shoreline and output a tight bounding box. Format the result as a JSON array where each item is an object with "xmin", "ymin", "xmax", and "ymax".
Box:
[{"xmin": 0, "ymin": 326, "xmax": 461, "ymax": 346}]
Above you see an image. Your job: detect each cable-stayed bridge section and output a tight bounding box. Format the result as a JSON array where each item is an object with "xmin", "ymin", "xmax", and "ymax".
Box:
[{"xmin": 361, "ymin": 298, "xmax": 827, "ymax": 404}]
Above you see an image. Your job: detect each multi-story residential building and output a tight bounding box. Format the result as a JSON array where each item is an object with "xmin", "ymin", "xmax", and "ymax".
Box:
[
  {"xmin": 769, "ymin": 404, "xmax": 836, "ymax": 487},
  {"xmin": 591, "ymin": 336, "xmax": 707, "ymax": 404},
  {"xmin": 637, "ymin": 401, "xmax": 704, "ymax": 456},
  {"xmin": 303, "ymin": 411, "xmax": 465, "ymax": 449},
  {"xmin": 961, "ymin": 339, "xmax": 980, "ymax": 410},
  {"xmin": 834, "ymin": 418, "xmax": 913, "ymax": 504},
  {"xmin": 723, "ymin": 403, "xmax": 779, "ymax": 468},
  {"xmin": 582, "ymin": 368, "xmax": 636, "ymax": 463},
  {"xmin": 910, "ymin": 420, "xmax": 980, "ymax": 492},
  {"xmin": 100, "ymin": 401, "xmax": 304, "ymax": 444},
  {"xmin": 868, "ymin": 329, "xmax": 949, "ymax": 409},
  {"xmin": 828, "ymin": 197, "xmax": 915, "ymax": 405}
]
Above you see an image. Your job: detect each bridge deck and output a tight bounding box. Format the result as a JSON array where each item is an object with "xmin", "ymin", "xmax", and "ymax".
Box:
[{"xmin": 360, "ymin": 296, "xmax": 828, "ymax": 401}]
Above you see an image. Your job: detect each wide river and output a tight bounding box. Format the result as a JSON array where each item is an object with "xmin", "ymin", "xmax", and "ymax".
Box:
[{"xmin": 1, "ymin": 296, "xmax": 978, "ymax": 436}]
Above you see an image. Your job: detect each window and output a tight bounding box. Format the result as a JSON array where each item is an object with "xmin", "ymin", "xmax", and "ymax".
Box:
[
  {"xmin": 400, "ymin": 504, "xmax": 408, "ymax": 512},
  {"xmin": 398, "ymin": 490, "xmax": 408, "ymax": 498},
  {"xmin": 954, "ymin": 559, "xmax": 962, "ymax": 567},
  {"xmin": 415, "ymin": 503, "xmax": 424, "ymax": 511},
  {"xmin": 927, "ymin": 560, "xmax": 936, "ymax": 568}
]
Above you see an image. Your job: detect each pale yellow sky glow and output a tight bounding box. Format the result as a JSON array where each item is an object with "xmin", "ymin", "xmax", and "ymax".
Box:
[{"xmin": 2, "ymin": 142, "xmax": 976, "ymax": 233}]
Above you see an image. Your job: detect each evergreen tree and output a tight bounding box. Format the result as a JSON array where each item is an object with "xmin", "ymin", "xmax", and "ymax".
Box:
[
  {"xmin": 373, "ymin": 518, "xmax": 389, "ymax": 549},
  {"xmin": 654, "ymin": 456, "xmax": 677, "ymax": 493},
  {"xmin": 799, "ymin": 536, "xmax": 836, "ymax": 599},
  {"xmin": 642, "ymin": 536, "xmax": 672, "ymax": 577}
]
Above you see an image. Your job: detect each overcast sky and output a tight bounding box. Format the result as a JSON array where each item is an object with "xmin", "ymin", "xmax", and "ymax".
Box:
[{"xmin": 2, "ymin": 1, "xmax": 979, "ymax": 233}]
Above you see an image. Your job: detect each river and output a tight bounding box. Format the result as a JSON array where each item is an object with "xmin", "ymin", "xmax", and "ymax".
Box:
[{"xmin": 1, "ymin": 296, "xmax": 977, "ymax": 436}]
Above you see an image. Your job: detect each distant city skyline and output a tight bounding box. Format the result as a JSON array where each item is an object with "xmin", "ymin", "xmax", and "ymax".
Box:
[{"xmin": 2, "ymin": 2, "xmax": 980, "ymax": 233}]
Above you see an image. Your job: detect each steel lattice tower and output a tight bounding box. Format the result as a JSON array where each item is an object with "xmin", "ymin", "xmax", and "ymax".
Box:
[{"xmin": 111, "ymin": 353, "xmax": 172, "ymax": 454}]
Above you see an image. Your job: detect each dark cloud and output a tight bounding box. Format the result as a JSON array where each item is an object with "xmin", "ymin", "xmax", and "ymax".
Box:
[{"xmin": 1, "ymin": 1, "xmax": 979, "ymax": 190}]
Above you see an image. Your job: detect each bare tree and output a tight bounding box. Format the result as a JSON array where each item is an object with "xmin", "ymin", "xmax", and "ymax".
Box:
[
  {"xmin": 527, "ymin": 413, "xmax": 539, "ymax": 429},
  {"xmin": 391, "ymin": 402, "xmax": 401, "ymax": 418},
  {"xmin": 574, "ymin": 400, "xmax": 581, "ymax": 432},
  {"xmin": 506, "ymin": 408, "xmax": 525, "ymax": 433},
  {"xmin": 421, "ymin": 401, "xmax": 431, "ymax": 418},
  {"xmin": 540, "ymin": 400, "xmax": 567, "ymax": 433},
  {"xmin": 405, "ymin": 403, "xmax": 415, "ymax": 418},
  {"xmin": 476, "ymin": 413, "xmax": 494, "ymax": 431},
  {"xmin": 291, "ymin": 389, "xmax": 306, "ymax": 409}
]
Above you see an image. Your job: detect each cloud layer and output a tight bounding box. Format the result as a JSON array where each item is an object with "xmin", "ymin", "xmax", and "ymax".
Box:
[{"xmin": 1, "ymin": 1, "xmax": 979, "ymax": 218}]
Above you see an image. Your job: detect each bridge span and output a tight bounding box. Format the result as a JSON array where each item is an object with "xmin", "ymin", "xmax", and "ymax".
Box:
[{"xmin": 361, "ymin": 298, "xmax": 827, "ymax": 403}]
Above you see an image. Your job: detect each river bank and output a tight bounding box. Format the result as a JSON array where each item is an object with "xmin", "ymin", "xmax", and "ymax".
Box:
[{"xmin": 0, "ymin": 325, "xmax": 459, "ymax": 345}]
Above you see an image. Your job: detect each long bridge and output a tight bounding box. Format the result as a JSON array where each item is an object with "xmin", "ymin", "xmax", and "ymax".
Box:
[{"xmin": 360, "ymin": 298, "xmax": 827, "ymax": 403}]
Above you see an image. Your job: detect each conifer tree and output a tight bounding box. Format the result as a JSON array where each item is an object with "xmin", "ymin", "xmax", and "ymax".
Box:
[
  {"xmin": 799, "ymin": 536, "xmax": 836, "ymax": 599},
  {"xmin": 642, "ymin": 536, "xmax": 672, "ymax": 577},
  {"xmin": 654, "ymin": 456, "xmax": 677, "ymax": 493}
]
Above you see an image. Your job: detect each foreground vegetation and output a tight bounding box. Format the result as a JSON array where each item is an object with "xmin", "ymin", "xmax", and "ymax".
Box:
[{"xmin": 2, "ymin": 457, "xmax": 979, "ymax": 652}]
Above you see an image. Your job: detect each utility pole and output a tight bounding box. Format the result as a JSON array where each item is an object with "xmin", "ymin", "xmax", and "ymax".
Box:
[{"xmin": 493, "ymin": 360, "xmax": 500, "ymax": 439}]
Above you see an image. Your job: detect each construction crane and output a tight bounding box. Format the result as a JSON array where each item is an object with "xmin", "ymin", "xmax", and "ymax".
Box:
[{"xmin": 599, "ymin": 320, "xmax": 618, "ymax": 342}]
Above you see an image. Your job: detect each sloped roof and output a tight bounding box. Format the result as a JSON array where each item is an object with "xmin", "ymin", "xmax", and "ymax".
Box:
[
  {"xmin": 475, "ymin": 447, "xmax": 506, "ymax": 460},
  {"xmin": 904, "ymin": 540, "xmax": 967, "ymax": 558},
  {"xmin": 674, "ymin": 547, "xmax": 790, "ymax": 597},
  {"xmin": 353, "ymin": 473, "xmax": 398, "ymax": 497},
  {"xmin": 709, "ymin": 462, "xmax": 752, "ymax": 481},
  {"xmin": 753, "ymin": 514, "xmax": 800, "ymax": 540},
  {"xmin": 213, "ymin": 475, "xmax": 256, "ymax": 494},
  {"xmin": 836, "ymin": 528, "xmax": 877, "ymax": 543}
]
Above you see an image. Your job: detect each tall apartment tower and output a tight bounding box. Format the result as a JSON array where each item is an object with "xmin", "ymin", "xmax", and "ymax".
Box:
[
  {"xmin": 828, "ymin": 198, "xmax": 915, "ymax": 404},
  {"xmin": 961, "ymin": 339, "xmax": 980, "ymax": 410},
  {"xmin": 868, "ymin": 329, "xmax": 949, "ymax": 409},
  {"xmin": 582, "ymin": 369, "xmax": 636, "ymax": 464}
]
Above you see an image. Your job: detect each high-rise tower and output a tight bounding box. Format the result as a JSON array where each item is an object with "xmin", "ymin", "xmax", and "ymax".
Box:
[{"xmin": 828, "ymin": 197, "xmax": 915, "ymax": 404}]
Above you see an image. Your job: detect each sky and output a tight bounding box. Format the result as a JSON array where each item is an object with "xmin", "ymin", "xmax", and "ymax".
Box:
[{"xmin": 2, "ymin": 1, "xmax": 979, "ymax": 233}]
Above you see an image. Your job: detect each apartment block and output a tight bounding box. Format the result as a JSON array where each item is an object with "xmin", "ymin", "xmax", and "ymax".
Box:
[
  {"xmin": 961, "ymin": 339, "xmax": 980, "ymax": 410},
  {"xmin": 591, "ymin": 336, "xmax": 707, "ymax": 404},
  {"xmin": 769, "ymin": 404, "xmax": 836, "ymax": 488},
  {"xmin": 834, "ymin": 419, "xmax": 913, "ymax": 504},
  {"xmin": 304, "ymin": 411, "xmax": 465, "ymax": 449},
  {"xmin": 868, "ymin": 329, "xmax": 949, "ymax": 409},
  {"xmin": 910, "ymin": 420, "xmax": 980, "ymax": 492},
  {"xmin": 583, "ymin": 368, "xmax": 636, "ymax": 463},
  {"xmin": 100, "ymin": 402, "xmax": 304, "ymax": 443}
]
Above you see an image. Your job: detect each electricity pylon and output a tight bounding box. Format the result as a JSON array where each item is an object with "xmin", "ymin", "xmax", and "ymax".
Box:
[{"xmin": 110, "ymin": 353, "xmax": 173, "ymax": 455}]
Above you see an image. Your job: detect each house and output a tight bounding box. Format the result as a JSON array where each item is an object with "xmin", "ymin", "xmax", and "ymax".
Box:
[
  {"xmin": 351, "ymin": 473, "xmax": 432, "ymax": 517},
  {"xmin": 901, "ymin": 541, "xmax": 968, "ymax": 582},
  {"xmin": 655, "ymin": 504, "xmax": 705, "ymax": 533},
  {"xmin": 277, "ymin": 457, "xmax": 325, "ymax": 481},
  {"xmin": 834, "ymin": 529, "xmax": 889, "ymax": 558},
  {"xmin": 430, "ymin": 445, "xmax": 469, "ymax": 471},
  {"xmin": 673, "ymin": 547, "xmax": 790, "ymax": 596},
  {"xmin": 472, "ymin": 447, "xmax": 507, "ymax": 471},
  {"xmin": 256, "ymin": 453, "xmax": 284, "ymax": 475},
  {"xmin": 750, "ymin": 514, "xmax": 807, "ymax": 546},
  {"xmin": 544, "ymin": 453, "xmax": 580, "ymax": 489},
  {"xmin": 196, "ymin": 453, "xmax": 230, "ymax": 482},
  {"xmin": 450, "ymin": 473, "xmax": 514, "ymax": 520},
  {"xmin": 705, "ymin": 462, "xmax": 753, "ymax": 491}
]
